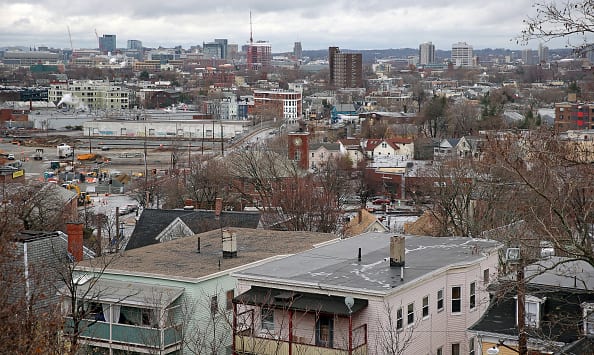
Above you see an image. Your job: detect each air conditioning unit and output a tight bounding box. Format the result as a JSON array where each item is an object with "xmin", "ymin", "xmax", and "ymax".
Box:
[{"xmin": 505, "ymin": 248, "xmax": 521, "ymax": 263}]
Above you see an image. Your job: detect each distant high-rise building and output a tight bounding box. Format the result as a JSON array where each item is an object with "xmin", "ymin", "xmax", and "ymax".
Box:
[
  {"xmin": 293, "ymin": 42, "xmax": 303, "ymax": 59},
  {"xmin": 203, "ymin": 42, "xmax": 223, "ymax": 59},
  {"xmin": 127, "ymin": 40, "xmax": 142, "ymax": 50},
  {"xmin": 538, "ymin": 43, "xmax": 549, "ymax": 63},
  {"xmin": 451, "ymin": 42, "xmax": 473, "ymax": 67},
  {"xmin": 419, "ymin": 42, "xmax": 435, "ymax": 65},
  {"xmin": 214, "ymin": 38, "xmax": 228, "ymax": 59},
  {"xmin": 99, "ymin": 34, "xmax": 116, "ymax": 54},
  {"xmin": 329, "ymin": 46, "xmax": 363, "ymax": 88},
  {"xmin": 227, "ymin": 44, "xmax": 239, "ymax": 60},
  {"xmin": 247, "ymin": 41, "xmax": 272, "ymax": 70},
  {"xmin": 522, "ymin": 48, "xmax": 535, "ymax": 65}
]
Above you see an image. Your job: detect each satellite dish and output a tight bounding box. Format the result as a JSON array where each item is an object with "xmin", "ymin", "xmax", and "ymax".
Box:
[
  {"xmin": 486, "ymin": 346, "xmax": 499, "ymax": 355},
  {"xmin": 344, "ymin": 296, "xmax": 354, "ymax": 312}
]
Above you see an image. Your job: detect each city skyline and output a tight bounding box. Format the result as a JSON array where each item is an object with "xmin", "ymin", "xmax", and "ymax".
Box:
[{"xmin": 0, "ymin": 0, "xmax": 578, "ymax": 52}]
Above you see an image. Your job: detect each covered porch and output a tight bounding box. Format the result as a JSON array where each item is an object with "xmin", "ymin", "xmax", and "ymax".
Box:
[{"xmin": 233, "ymin": 286, "xmax": 368, "ymax": 355}]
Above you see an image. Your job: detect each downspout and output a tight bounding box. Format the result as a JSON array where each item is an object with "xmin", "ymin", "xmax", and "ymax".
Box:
[
  {"xmin": 23, "ymin": 242, "xmax": 30, "ymax": 308},
  {"xmin": 289, "ymin": 310, "xmax": 293, "ymax": 355}
]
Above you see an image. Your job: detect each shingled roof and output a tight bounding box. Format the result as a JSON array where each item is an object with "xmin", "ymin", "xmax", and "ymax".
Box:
[{"xmin": 126, "ymin": 209, "xmax": 261, "ymax": 250}]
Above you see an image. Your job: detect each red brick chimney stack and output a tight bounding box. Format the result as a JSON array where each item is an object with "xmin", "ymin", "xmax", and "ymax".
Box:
[{"xmin": 66, "ymin": 222, "xmax": 84, "ymax": 262}]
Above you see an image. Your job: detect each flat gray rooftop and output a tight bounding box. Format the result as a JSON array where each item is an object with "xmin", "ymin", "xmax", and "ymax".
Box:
[{"xmin": 234, "ymin": 232, "xmax": 501, "ymax": 295}]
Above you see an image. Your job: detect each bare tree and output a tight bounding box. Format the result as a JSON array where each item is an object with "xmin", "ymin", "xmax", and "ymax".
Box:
[
  {"xmin": 0, "ymin": 181, "xmax": 74, "ymax": 236},
  {"xmin": 374, "ymin": 302, "xmax": 416, "ymax": 355},
  {"xmin": 519, "ymin": 0, "xmax": 594, "ymax": 52}
]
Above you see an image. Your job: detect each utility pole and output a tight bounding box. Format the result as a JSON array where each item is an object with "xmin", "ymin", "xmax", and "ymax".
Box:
[{"xmin": 517, "ymin": 259, "xmax": 527, "ymax": 355}]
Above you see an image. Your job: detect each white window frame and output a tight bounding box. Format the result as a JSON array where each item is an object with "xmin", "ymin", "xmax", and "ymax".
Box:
[
  {"xmin": 515, "ymin": 295, "xmax": 546, "ymax": 328},
  {"xmin": 437, "ymin": 288, "xmax": 444, "ymax": 312},
  {"xmin": 422, "ymin": 295, "xmax": 429, "ymax": 318},
  {"xmin": 451, "ymin": 286, "xmax": 462, "ymax": 314},
  {"xmin": 407, "ymin": 302, "xmax": 414, "ymax": 326},
  {"xmin": 396, "ymin": 307, "xmax": 403, "ymax": 330}
]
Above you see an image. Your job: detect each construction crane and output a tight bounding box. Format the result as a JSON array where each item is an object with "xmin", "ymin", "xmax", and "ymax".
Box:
[
  {"xmin": 67, "ymin": 25, "xmax": 74, "ymax": 63},
  {"xmin": 94, "ymin": 28, "xmax": 100, "ymax": 50},
  {"xmin": 67, "ymin": 26, "xmax": 73, "ymax": 50}
]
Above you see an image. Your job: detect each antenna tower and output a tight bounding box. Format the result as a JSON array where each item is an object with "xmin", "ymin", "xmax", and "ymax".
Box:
[{"xmin": 249, "ymin": 10, "xmax": 253, "ymax": 44}]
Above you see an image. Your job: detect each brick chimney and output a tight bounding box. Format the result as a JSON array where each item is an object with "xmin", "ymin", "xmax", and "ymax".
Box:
[
  {"xmin": 215, "ymin": 197, "xmax": 223, "ymax": 217},
  {"xmin": 66, "ymin": 222, "xmax": 84, "ymax": 262}
]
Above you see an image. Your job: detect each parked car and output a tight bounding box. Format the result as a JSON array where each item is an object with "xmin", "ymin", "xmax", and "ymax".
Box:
[
  {"xmin": 118, "ymin": 204, "xmax": 138, "ymax": 215},
  {"xmin": 372, "ymin": 198, "xmax": 391, "ymax": 205},
  {"xmin": 7, "ymin": 153, "xmax": 15, "ymax": 160}
]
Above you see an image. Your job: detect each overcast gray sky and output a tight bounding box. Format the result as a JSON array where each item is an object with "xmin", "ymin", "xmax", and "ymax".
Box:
[{"xmin": 0, "ymin": 0, "xmax": 575, "ymax": 52}]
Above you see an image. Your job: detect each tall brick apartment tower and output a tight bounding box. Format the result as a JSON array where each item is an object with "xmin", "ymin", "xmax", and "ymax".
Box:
[{"xmin": 329, "ymin": 46, "xmax": 363, "ymax": 88}]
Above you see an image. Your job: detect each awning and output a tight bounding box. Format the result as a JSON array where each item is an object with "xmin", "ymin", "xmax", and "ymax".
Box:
[
  {"xmin": 234, "ymin": 286, "xmax": 367, "ymax": 316},
  {"xmin": 58, "ymin": 278, "xmax": 184, "ymax": 308}
]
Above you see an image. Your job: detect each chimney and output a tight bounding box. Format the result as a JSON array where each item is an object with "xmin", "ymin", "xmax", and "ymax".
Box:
[
  {"xmin": 66, "ymin": 222, "xmax": 84, "ymax": 262},
  {"xmin": 390, "ymin": 235, "xmax": 405, "ymax": 268},
  {"xmin": 222, "ymin": 229, "xmax": 237, "ymax": 258},
  {"xmin": 184, "ymin": 198, "xmax": 195, "ymax": 210},
  {"xmin": 215, "ymin": 197, "xmax": 223, "ymax": 218}
]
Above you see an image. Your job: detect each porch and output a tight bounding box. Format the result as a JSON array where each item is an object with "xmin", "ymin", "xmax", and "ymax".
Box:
[
  {"xmin": 233, "ymin": 286, "xmax": 368, "ymax": 355},
  {"xmin": 61, "ymin": 278, "xmax": 185, "ymax": 354}
]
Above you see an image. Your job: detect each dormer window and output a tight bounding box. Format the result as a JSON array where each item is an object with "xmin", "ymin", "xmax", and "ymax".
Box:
[
  {"xmin": 583, "ymin": 303, "xmax": 594, "ymax": 335},
  {"xmin": 516, "ymin": 295, "xmax": 546, "ymax": 328}
]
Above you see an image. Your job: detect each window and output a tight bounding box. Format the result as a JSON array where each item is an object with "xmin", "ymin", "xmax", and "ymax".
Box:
[
  {"xmin": 451, "ymin": 286, "xmax": 461, "ymax": 313},
  {"xmin": 261, "ymin": 307, "xmax": 274, "ymax": 332},
  {"xmin": 452, "ymin": 343, "xmax": 460, "ymax": 355},
  {"xmin": 315, "ymin": 315, "xmax": 334, "ymax": 347},
  {"xmin": 226, "ymin": 290, "xmax": 234, "ymax": 310},
  {"xmin": 437, "ymin": 289, "xmax": 444, "ymax": 312},
  {"xmin": 483, "ymin": 269, "xmax": 490, "ymax": 285},
  {"xmin": 436, "ymin": 346, "xmax": 443, "ymax": 355},
  {"xmin": 469, "ymin": 337, "xmax": 475, "ymax": 355},
  {"xmin": 469, "ymin": 282, "xmax": 476, "ymax": 310},
  {"xmin": 407, "ymin": 302, "xmax": 414, "ymax": 325},
  {"xmin": 396, "ymin": 307, "xmax": 403, "ymax": 330},
  {"xmin": 210, "ymin": 295, "xmax": 218, "ymax": 315},
  {"xmin": 516, "ymin": 295, "xmax": 545, "ymax": 327},
  {"xmin": 422, "ymin": 295, "xmax": 429, "ymax": 318}
]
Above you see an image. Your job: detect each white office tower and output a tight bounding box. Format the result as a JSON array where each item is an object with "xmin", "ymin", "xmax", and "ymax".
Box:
[{"xmin": 451, "ymin": 42, "xmax": 473, "ymax": 67}]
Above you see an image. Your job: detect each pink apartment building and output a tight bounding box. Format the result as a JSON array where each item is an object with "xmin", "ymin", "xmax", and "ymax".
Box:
[{"xmin": 231, "ymin": 233, "xmax": 502, "ymax": 355}]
